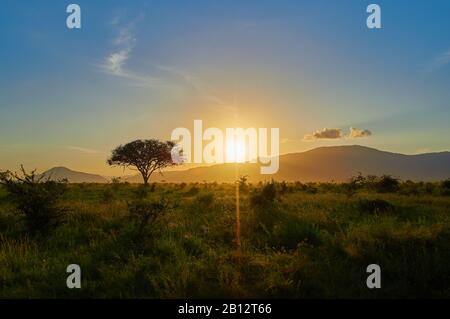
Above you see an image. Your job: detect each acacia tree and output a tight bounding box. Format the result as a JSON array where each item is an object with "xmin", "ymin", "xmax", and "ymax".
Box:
[{"xmin": 107, "ymin": 139, "xmax": 178, "ymax": 185}]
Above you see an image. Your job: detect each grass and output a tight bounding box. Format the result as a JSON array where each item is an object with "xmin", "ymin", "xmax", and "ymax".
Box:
[{"xmin": 0, "ymin": 182, "xmax": 449, "ymax": 298}]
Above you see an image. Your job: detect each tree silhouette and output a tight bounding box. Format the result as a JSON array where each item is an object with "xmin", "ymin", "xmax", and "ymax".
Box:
[{"xmin": 107, "ymin": 139, "xmax": 178, "ymax": 185}]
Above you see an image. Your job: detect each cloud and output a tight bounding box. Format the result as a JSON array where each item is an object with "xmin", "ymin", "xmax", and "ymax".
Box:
[
  {"xmin": 99, "ymin": 18, "xmax": 162, "ymax": 87},
  {"xmin": 156, "ymin": 65, "xmax": 238, "ymax": 111},
  {"xmin": 348, "ymin": 127, "xmax": 372, "ymax": 138},
  {"xmin": 428, "ymin": 49, "xmax": 450, "ymax": 72},
  {"xmin": 105, "ymin": 49, "xmax": 131, "ymax": 76},
  {"xmin": 304, "ymin": 127, "xmax": 373, "ymax": 141},
  {"xmin": 99, "ymin": 17, "xmax": 239, "ymax": 110},
  {"xmin": 303, "ymin": 128, "xmax": 342, "ymax": 141},
  {"xmin": 67, "ymin": 146, "xmax": 103, "ymax": 154},
  {"xmin": 101, "ymin": 20, "xmax": 135, "ymax": 77}
]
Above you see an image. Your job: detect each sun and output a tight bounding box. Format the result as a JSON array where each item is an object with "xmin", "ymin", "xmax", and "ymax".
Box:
[{"xmin": 226, "ymin": 140, "xmax": 246, "ymax": 163}]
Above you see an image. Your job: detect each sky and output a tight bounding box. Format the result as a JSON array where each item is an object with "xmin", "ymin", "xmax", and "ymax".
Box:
[{"xmin": 1, "ymin": 0, "xmax": 450, "ymax": 176}]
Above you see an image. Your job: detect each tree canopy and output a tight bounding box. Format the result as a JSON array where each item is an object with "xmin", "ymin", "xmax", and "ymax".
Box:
[{"xmin": 107, "ymin": 139, "xmax": 178, "ymax": 185}]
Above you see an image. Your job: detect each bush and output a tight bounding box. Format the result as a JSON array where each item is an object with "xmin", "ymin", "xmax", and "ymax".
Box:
[
  {"xmin": 356, "ymin": 199, "xmax": 394, "ymax": 215},
  {"xmin": 110, "ymin": 177, "xmax": 123, "ymax": 191},
  {"xmin": 128, "ymin": 197, "xmax": 169, "ymax": 237},
  {"xmin": 304, "ymin": 184, "xmax": 318, "ymax": 194},
  {"xmin": 238, "ymin": 175, "xmax": 249, "ymax": 193},
  {"xmin": 441, "ymin": 179, "xmax": 450, "ymax": 196},
  {"xmin": 272, "ymin": 218, "xmax": 322, "ymax": 249},
  {"xmin": 101, "ymin": 188, "xmax": 115, "ymax": 203},
  {"xmin": 0, "ymin": 166, "xmax": 67, "ymax": 234},
  {"xmin": 250, "ymin": 181, "xmax": 278, "ymax": 208},
  {"xmin": 341, "ymin": 173, "xmax": 365, "ymax": 198},
  {"xmin": 183, "ymin": 186, "xmax": 200, "ymax": 197},
  {"xmin": 133, "ymin": 185, "xmax": 149, "ymax": 200},
  {"xmin": 195, "ymin": 192, "xmax": 215, "ymax": 208},
  {"xmin": 375, "ymin": 175, "xmax": 400, "ymax": 193},
  {"xmin": 399, "ymin": 180, "xmax": 421, "ymax": 196}
]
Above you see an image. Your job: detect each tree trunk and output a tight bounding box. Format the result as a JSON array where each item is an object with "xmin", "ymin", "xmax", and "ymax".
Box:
[{"xmin": 141, "ymin": 173, "xmax": 149, "ymax": 185}]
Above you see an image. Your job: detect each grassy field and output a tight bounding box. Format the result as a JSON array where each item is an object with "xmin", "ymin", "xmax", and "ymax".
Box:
[{"xmin": 0, "ymin": 180, "xmax": 449, "ymax": 298}]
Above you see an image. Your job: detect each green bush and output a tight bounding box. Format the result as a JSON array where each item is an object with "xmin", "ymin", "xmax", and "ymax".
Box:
[
  {"xmin": 272, "ymin": 218, "xmax": 322, "ymax": 249},
  {"xmin": 101, "ymin": 188, "xmax": 115, "ymax": 203},
  {"xmin": 195, "ymin": 192, "xmax": 215, "ymax": 208},
  {"xmin": 250, "ymin": 181, "xmax": 278, "ymax": 208},
  {"xmin": 441, "ymin": 179, "xmax": 450, "ymax": 196},
  {"xmin": 0, "ymin": 166, "xmax": 67, "ymax": 234},
  {"xmin": 183, "ymin": 186, "xmax": 200, "ymax": 197},
  {"xmin": 128, "ymin": 197, "xmax": 169, "ymax": 237},
  {"xmin": 375, "ymin": 175, "xmax": 400, "ymax": 193},
  {"xmin": 356, "ymin": 198, "xmax": 395, "ymax": 215}
]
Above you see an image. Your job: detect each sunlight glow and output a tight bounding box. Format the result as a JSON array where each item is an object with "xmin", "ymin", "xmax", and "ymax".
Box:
[{"xmin": 226, "ymin": 140, "xmax": 246, "ymax": 163}]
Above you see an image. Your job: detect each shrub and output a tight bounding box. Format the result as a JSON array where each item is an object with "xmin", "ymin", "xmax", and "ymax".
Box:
[
  {"xmin": 356, "ymin": 199, "xmax": 394, "ymax": 215},
  {"xmin": 399, "ymin": 180, "xmax": 421, "ymax": 196},
  {"xmin": 272, "ymin": 218, "xmax": 322, "ymax": 249},
  {"xmin": 133, "ymin": 185, "xmax": 149, "ymax": 200},
  {"xmin": 250, "ymin": 181, "xmax": 278, "ymax": 208},
  {"xmin": 183, "ymin": 186, "xmax": 200, "ymax": 197},
  {"xmin": 238, "ymin": 175, "xmax": 249, "ymax": 193},
  {"xmin": 0, "ymin": 166, "xmax": 67, "ymax": 234},
  {"xmin": 101, "ymin": 188, "xmax": 115, "ymax": 203},
  {"xmin": 375, "ymin": 175, "xmax": 400, "ymax": 193},
  {"xmin": 342, "ymin": 173, "xmax": 365, "ymax": 198},
  {"xmin": 441, "ymin": 179, "xmax": 450, "ymax": 196},
  {"xmin": 128, "ymin": 197, "xmax": 169, "ymax": 237},
  {"xmin": 195, "ymin": 192, "xmax": 215, "ymax": 208},
  {"xmin": 304, "ymin": 184, "xmax": 318, "ymax": 194},
  {"xmin": 110, "ymin": 177, "xmax": 122, "ymax": 191}
]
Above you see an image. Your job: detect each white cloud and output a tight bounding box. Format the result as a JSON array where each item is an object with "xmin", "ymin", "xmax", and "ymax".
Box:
[
  {"xmin": 99, "ymin": 18, "xmax": 239, "ymax": 109},
  {"xmin": 303, "ymin": 128, "xmax": 342, "ymax": 141},
  {"xmin": 105, "ymin": 49, "xmax": 131, "ymax": 76},
  {"xmin": 303, "ymin": 127, "xmax": 373, "ymax": 141},
  {"xmin": 99, "ymin": 19, "xmax": 162, "ymax": 87},
  {"xmin": 348, "ymin": 127, "xmax": 372, "ymax": 138}
]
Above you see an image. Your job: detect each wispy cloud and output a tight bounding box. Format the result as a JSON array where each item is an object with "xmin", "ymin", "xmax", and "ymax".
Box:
[
  {"xmin": 101, "ymin": 19, "xmax": 135, "ymax": 77},
  {"xmin": 99, "ymin": 17, "xmax": 239, "ymax": 111},
  {"xmin": 428, "ymin": 49, "xmax": 450, "ymax": 72},
  {"xmin": 67, "ymin": 146, "xmax": 103, "ymax": 154},
  {"xmin": 105, "ymin": 49, "xmax": 131, "ymax": 77},
  {"xmin": 157, "ymin": 65, "xmax": 238, "ymax": 112},
  {"xmin": 99, "ymin": 17, "xmax": 162, "ymax": 87}
]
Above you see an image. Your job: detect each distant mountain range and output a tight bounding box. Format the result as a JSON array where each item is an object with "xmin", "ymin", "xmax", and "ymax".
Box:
[
  {"xmin": 42, "ymin": 167, "xmax": 108, "ymax": 183},
  {"xmin": 43, "ymin": 146, "xmax": 450, "ymax": 183}
]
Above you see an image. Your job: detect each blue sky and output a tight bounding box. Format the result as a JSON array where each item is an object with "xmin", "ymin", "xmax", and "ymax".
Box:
[{"xmin": 0, "ymin": 0, "xmax": 449, "ymax": 174}]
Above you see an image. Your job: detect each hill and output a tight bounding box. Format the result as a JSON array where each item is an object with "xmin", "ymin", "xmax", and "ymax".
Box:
[
  {"xmin": 125, "ymin": 145, "xmax": 450, "ymax": 183},
  {"xmin": 42, "ymin": 167, "xmax": 108, "ymax": 183}
]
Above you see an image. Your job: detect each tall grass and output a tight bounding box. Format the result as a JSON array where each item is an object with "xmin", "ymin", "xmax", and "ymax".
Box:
[{"xmin": 0, "ymin": 180, "xmax": 449, "ymax": 298}]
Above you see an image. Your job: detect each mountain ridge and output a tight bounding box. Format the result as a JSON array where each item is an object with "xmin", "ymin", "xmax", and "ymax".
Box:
[
  {"xmin": 41, "ymin": 166, "xmax": 108, "ymax": 183},
  {"xmin": 41, "ymin": 146, "xmax": 450, "ymax": 183}
]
